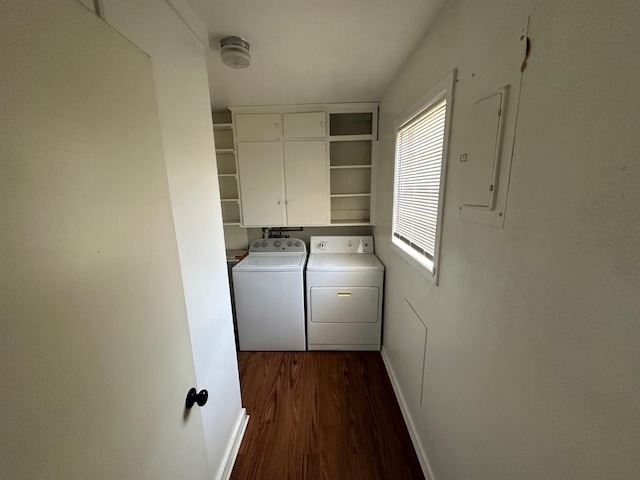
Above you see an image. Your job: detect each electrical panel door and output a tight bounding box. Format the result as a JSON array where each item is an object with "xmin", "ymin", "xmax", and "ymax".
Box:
[{"xmin": 461, "ymin": 88, "xmax": 508, "ymax": 209}]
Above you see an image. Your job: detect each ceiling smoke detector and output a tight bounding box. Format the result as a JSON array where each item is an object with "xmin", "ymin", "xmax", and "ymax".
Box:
[{"xmin": 220, "ymin": 36, "xmax": 250, "ymax": 69}]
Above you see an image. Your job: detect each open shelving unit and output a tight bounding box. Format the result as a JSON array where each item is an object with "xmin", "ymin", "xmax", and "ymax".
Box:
[
  {"xmin": 213, "ymin": 112, "xmax": 241, "ymax": 226},
  {"xmin": 328, "ymin": 110, "xmax": 376, "ymax": 225}
]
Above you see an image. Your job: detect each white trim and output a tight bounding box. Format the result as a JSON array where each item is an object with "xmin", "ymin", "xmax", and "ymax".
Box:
[
  {"xmin": 164, "ymin": 0, "xmax": 209, "ymax": 49},
  {"xmin": 391, "ymin": 237, "xmax": 434, "ymax": 281},
  {"xmin": 391, "ymin": 70, "xmax": 456, "ymax": 286},
  {"xmin": 229, "ymin": 102, "xmax": 379, "ymax": 115},
  {"xmin": 381, "ymin": 347, "xmax": 435, "ymax": 480},
  {"xmin": 215, "ymin": 408, "xmax": 250, "ymax": 480},
  {"xmin": 394, "ymin": 70, "xmax": 455, "ymax": 131}
]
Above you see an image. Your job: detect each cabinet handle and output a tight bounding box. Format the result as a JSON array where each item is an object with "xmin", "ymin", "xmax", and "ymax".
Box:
[
  {"xmin": 277, "ymin": 200, "xmax": 283, "ymax": 205},
  {"xmin": 320, "ymin": 121, "xmax": 325, "ymax": 127},
  {"xmin": 275, "ymin": 123, "xmax": 280, "ymax": 128},
  {"xmin": 285, "ymin": 200, "xmax": 290, "ymax": 205},
  {"xmin": 337, "ymin": 291, "xmax": 352, "ymax": 297}
]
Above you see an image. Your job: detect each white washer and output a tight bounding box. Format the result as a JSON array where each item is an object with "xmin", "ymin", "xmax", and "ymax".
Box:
[
  {"xmin": 306, "ymin": 236, "xmax": 384, "ymax": 351},
  {"xmin": 232, "ymin": 238, "xmax": 307, "ymax": 351}
]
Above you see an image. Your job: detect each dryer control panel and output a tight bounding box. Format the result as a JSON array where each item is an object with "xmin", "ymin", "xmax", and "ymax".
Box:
[
  {"xmin": 249, "ymin": 237, "xmax": 306, "ymax": 253},
  {"xmin": 310, "ymin": 236, "xmax": 374, "ymax": 254}
]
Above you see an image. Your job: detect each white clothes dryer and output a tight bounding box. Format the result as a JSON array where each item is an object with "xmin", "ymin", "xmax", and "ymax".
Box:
[
  {"xmin": 233, "ymin": 238, "xmax": 307, "ymax": 351},
  {"xmin": 306, "ymin": 236, "xmax": 384, "ymax": 351}
]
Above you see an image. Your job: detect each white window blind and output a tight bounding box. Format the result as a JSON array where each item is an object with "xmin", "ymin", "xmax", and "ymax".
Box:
[{"xmin": 393, "ymin": 98, "xmax": 447, "ymax": 264}]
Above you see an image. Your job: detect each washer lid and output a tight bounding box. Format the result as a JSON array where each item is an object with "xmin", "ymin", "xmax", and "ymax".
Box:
[
  {"xmin": 233, "ymin": 252, "xmax": 307, "ymax": 271},
  {"xmin": 306, "ymin": 253, "xmax": 384, "ymax": 271}
]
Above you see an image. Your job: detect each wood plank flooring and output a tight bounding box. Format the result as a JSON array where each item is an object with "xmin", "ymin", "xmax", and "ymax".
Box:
[{"xmin": 231, "ymin": 351, "xmax": 424, "ymax": 480}]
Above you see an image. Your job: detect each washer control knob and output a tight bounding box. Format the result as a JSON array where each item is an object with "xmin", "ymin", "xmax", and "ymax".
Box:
[
  {"xmin": 274, "ymin": 240, "xmax": 281, "ymax": 247},
  {"xmin": 294, "ymin": 241, "xmax": 301, "ymax": 247},
  {"xmin": 287, "ymin": 241, "xmax": 293, "ymax": 247},
  {"xmin": 261, "ymin": 241, "xmax": 267, "ymax": 247},
  {"xmin": 252, "ymin": 241, "xmax": 260, "ymax": 248}
]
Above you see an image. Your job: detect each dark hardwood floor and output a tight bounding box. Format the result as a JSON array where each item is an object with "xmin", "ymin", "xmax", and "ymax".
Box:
[{"xmin": 231, "ymin": 351, "xmax": 424, "ymax": 480}]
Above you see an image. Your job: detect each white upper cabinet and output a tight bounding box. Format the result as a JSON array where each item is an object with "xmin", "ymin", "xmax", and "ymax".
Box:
[
  {"xmin": 283, "ymin": 112, "xmax": 326, "ymax": 138},
  {"xmin": 230, "ymin": 103, "xmax": 378, "ymax": 227},
  {"xmin": 237, "ymin": 140, "xmax": 328, "ymax": 227},
  {"xmin": 284, "ymin": 141, "xmax": 328, "ymax": 225},
  {"xmin": 236, "ymin": 142, "xmax": 286, "ymax": 226},
  {"xmin": 235, "ymin": 113, "xmax": 282, "ymax": 140}
]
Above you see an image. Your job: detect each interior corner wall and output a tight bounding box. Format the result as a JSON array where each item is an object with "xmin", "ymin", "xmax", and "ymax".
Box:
[
  {"xmin": 76, "ymin": 0, "xmax": 96, "ymax": 12},
  {"xmin": 223, "ymin": 226, "xmax": 249, "ymax": 251},
  {"xmin": 100, "ymin": 1, "xmax": 244, "ymax": 477},
  {"xmin": 374, "ymin": 0, "xmax": 640, "ymax": 479}
]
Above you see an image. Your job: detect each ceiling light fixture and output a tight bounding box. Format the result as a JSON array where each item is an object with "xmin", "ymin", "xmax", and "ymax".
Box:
[{"xmin": 220, "ymin": 36, "xmax": 251, "ymax": 69}]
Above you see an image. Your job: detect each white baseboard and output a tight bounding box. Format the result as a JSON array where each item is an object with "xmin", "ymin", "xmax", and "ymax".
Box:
[
  {"xmin": 216, "ymin": 408, "xmax": 249, "ymax": 480},
  {"xmin": 381, "ymin": 347, "xmax": 436, "ymax": 480}
]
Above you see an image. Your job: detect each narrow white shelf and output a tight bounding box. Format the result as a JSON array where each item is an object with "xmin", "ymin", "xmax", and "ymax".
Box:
[
  {"xmin": 223, "ymin": 221, "xmax": 241, "ymax": 226},
  {"xmin": 330, "ymin": 193, "xmax": 371, "ymax": 198},
  {"xmin": 329, "ymin": 165, "xmax": 372, "ymax": 170},
  {"xmin": 215, "ymin": 148, "xmax": 235, "ymax": 154},
  {"xmin": 213, "ymin": 123, "xmax": 233, "ymax": 130},
  {"xmin": 220, "ymin": 198, "xmax": 239, "ymax": 203},
  {"xmin": 328, "ymin": 134, "xmax": 373, "ymax": 142},
  {"xmin": 218, "ymin": 173, "xmax": 237, "ymax": 178},
  {"xmin": 330, "ymin": 220, "xmax": 372, "ymax": 225}
]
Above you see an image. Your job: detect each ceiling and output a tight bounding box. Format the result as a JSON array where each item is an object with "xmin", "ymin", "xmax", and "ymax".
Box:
[{"xmin": 185, "ymin": 0, "xmax": 446, "ymax": 112}]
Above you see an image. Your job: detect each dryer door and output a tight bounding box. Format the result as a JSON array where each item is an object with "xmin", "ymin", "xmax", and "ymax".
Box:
[{"xmin": 310, "ymin": 287, "xmax": 379, "ymax": 323}]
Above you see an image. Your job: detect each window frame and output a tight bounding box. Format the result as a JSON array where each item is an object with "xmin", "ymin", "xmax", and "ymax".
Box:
[{"xmin": 391, "ymin": 70, "xmax": 456, "ymax": 285}]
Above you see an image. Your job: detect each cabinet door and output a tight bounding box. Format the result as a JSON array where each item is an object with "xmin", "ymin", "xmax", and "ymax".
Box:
[
  {"xmin": 284, "ymin": 141, "xmax": 328, "ymax": 226},
  {"xmin": 237, "ymin": 142, "xmax": 286, "ymax": 226},
  {"xmin": 235, "ymin": 114, "xmax": 282, "ymax": 140},
  {"xmin": 283, "ymin": 112, "xmax": 326, "ymax": 138}
]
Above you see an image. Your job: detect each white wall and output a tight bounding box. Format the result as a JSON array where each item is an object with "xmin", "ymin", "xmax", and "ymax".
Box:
[
  {"xmin": 223, "ymin": 225, "xmax": 249, "ymax": 251},
  {"xmin": 1, "ymin": 1, "xmax": 210, "ymax": 478},
  {"xmin": 100, "ymin": 1, "xmax": 245, "ymax": 477},
  {"xmin": 76, "ymin": 0, "xmax": 96, "ymax": 12},
  {"xmin": 375, "ymin": 0, "xmax": 640, "ymax": 479}
]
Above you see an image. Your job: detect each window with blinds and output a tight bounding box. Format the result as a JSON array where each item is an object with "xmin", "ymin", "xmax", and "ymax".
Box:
[
  {"xmin": 393, "ymin": 97, "xmax": 446, "ymax": 265},
  {"xmin": 391, "ymin": 73, "xmax": 455, "ymax": 288}
]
